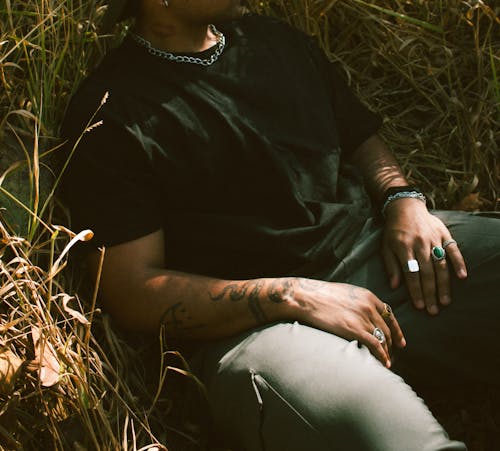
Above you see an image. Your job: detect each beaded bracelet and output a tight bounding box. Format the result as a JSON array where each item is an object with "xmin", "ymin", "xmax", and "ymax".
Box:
[{"xmin": 381, "ymin": 188, "xmax": 426, "ymax": 217}]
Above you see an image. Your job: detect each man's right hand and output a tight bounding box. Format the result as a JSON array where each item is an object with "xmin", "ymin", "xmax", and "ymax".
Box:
[{"xmin": 286, "ymin": 279, "xmax": 406, "ymax": 368}]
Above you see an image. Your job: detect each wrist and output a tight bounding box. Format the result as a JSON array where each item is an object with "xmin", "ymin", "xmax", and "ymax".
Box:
[
  {"xmin": 383, "ymin": 196, "xmax": 429, "ymax": 221},
  {"xmin": 380, "ymin": 186, "xmax": 426, "ymax": 217},
  {"xmin": 268, "ymin": 277, "xmax": 308, "ymax": 321}
]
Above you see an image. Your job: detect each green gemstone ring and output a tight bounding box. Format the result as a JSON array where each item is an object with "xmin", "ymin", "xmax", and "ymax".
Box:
[{"xmin": 431, "ymin": 246, "xmax": 446, "ymax": 262}]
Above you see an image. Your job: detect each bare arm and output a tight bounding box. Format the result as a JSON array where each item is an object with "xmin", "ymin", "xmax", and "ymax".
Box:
[
  {"xmin": 88, "ymin": 229, "xmax": 292, "ymax": 339},
  {"xmin": 350, "ymin": 133, "xmax": 408, "ymax": 203},
  {"xmin": 89, "ymin": 229, "xmax": 404, "ymax": 367}
]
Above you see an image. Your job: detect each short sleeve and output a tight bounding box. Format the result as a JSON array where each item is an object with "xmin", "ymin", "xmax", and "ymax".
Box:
[
  {"xmin": 307, "ymin": 38, "xmax": 382, "ymax": 154},
  {"xmin": 60, "ymin": 114, "xmax": 162, "ymax": 250},
  {"xmin": 329, "ymin": 68, "xmax": 383, "ymax": 154}
]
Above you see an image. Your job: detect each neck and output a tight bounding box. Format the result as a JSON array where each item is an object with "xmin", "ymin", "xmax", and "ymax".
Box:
[{"xmin": 135, "ymin": 19, "xmax": 217, "ymax": 54}]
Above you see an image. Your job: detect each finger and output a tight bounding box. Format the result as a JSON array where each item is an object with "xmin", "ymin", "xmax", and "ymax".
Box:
[
  {"xmin": 399, "ymin": 258, "xmax": 425, "ymax": 310},
  {"xmin": 416, "ymin": 248, "xmax": 439, "ymax": 315},
  {"xmin": 365, "ymin": 296, "xmax": 392, "ymax": 358},
  {"xmin": 373, "ymin": 304, "xmax": 393, "ymax": 351},
  {"xmin": 376, "ymin": 319, "xmax": 393, "ymax": 354},
  {"xmin": 379, "ymin": 303, "xmax": 406, "ymax": 348},
  {"xmin": 360, "ymin": 330, "xmax": 391, "ymax": 368},
  {"xmin": 382, "ymin": 246, "xmax": 402, "ymax": 290},
  {"xmin": 361, "ymin": 313, "xmax": 392, "ymax": 359},
  {"xmin": 368, "ymin": 317, "xmax": 393, "ymax": 363},
  {"xmin": 444, "ymin": 239, "xmax": 467, "ymax": 279},
  {"xmin": 432, "ymin": 255, "xmax": 451, "ymax": 306}
]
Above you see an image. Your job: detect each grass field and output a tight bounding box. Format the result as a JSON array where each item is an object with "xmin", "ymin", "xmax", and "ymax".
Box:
[{"xmin": 0, "ymin": 0, "xmax": 499, "ymax": 449}]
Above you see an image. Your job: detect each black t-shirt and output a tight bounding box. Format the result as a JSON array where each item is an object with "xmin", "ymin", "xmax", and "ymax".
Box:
[{"xmin": 61, "ymin": 14, "xmax": 382, "ymax": 280}]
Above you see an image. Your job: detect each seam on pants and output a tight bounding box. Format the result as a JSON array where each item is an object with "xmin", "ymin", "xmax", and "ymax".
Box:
[
  {"xmin": 250, "ymin": 370, "xmax": 330, "ymax": 451},
  {"xmin": 250, "ymin": 371, "xmax": 266, "ymax": 451}
]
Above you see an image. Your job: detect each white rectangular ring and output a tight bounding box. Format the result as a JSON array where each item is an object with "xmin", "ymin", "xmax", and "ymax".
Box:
[{"xmin": 405, "ymin": 259, "xmax": 420, "ymax": 273}]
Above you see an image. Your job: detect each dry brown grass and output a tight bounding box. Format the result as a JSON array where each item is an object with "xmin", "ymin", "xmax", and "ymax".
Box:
[
  {"xmin": 1, "ymin": 0, "xmax": 499, "ymax": 449},
  {"xmin": 0, "ymin": 223, "xmax": 182, "ymax": 449}
]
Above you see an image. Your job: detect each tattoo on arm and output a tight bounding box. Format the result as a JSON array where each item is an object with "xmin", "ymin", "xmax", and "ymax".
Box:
[
  {"xmin": 268, "ymin": 279, "xmax": 288, "ymax": 303},
  {"xmin": 209, "ymin": 283, "xmax": 249, "ymax": 302},
  {"xmin": 207, "ymin": 278, "xmax": 302, "ymax": 326},
  {"xmin": 160, "ymin": 302, "xmax": 204, "ymax": 336},
  {"xmin": 248, "ymin": 281, "xmax": 267, "ymax": 324},
  {"xmin": 209, "ymin": 280, "xmax": 272, "ymax": 325}
]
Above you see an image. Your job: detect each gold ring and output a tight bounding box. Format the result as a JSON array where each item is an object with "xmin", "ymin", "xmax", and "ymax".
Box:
[{"xmin": 381, "ymin": 303, "xmax": 392, "ymax": 318}]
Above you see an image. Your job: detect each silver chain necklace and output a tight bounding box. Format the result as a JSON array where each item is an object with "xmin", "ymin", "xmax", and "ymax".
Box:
[{"xmin": 130, "ymin": 25, "xmax": 226, "ymax": 66}]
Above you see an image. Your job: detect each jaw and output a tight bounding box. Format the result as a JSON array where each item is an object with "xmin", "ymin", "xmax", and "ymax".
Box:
[{"xmin": 207, "ymin": 1, "xmax": 249, "ymax": 24}]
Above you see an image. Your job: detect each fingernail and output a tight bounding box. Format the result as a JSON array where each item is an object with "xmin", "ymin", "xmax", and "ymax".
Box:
[
  {"xmin": 415, "ymin": 300, "xmax": 425, "ymax": 309},
  {"xmin": 386, "ymin": 360, "xmax": 391, "ymax": 368},
  {"xmin": 428, "ymin": 305, "xmax": 439, "ymax": 315},
  {"xmin": 400, "ymin": 337, "xmax": 406, "ymax": 347},
  {"xmin": 458, "ymin": 268, "xmax": 467, "ymax": 278},
  {"xmin": 441, "ymin": 294, "xmax": 451, "ymax": 306}
]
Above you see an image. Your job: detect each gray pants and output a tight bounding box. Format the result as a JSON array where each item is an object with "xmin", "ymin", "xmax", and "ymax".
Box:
[{"xmin": 191, "ymin": 211, "xmax": 500, "ymax": 450}]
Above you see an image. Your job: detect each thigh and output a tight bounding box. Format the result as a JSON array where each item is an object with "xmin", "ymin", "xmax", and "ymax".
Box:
[{"xmin": 192, "ymin": 322, "xmax": 465, "ymax": 451}]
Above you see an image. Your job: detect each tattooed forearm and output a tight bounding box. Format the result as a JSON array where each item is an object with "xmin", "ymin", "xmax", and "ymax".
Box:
[
  {"xmin": 209, "ymin": 281, "xmax": 268, "ymax": 324},
  {"xmin": 159, "ymin": 302, "xmax": 204, "ymax": 336},
  {"xmin": 209, "ymin": 283, "xmax": 249, "ymax": 302},
  {"xmin": 207, "ymin": 278, "xmax": 302, "ymax": 325},
  {"xmin": 211, "ymin": 279, "xmax": 293, "ymax": 302}
]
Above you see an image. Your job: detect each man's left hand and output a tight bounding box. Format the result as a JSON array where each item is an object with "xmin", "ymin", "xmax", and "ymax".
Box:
[{"xmin": 381, "ymin": 198, "xmax": 467, "ymax": 314}]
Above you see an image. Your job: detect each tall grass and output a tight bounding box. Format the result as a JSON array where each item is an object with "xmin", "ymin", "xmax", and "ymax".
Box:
[{"xmin": 0, "ymin": 0, "xmax": 499, "ymax": 449}]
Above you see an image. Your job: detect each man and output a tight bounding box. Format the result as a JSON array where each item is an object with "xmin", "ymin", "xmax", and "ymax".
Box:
[{"xmin": 61, "ymin": 1, "xmax": 500, "ymax": 449}]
